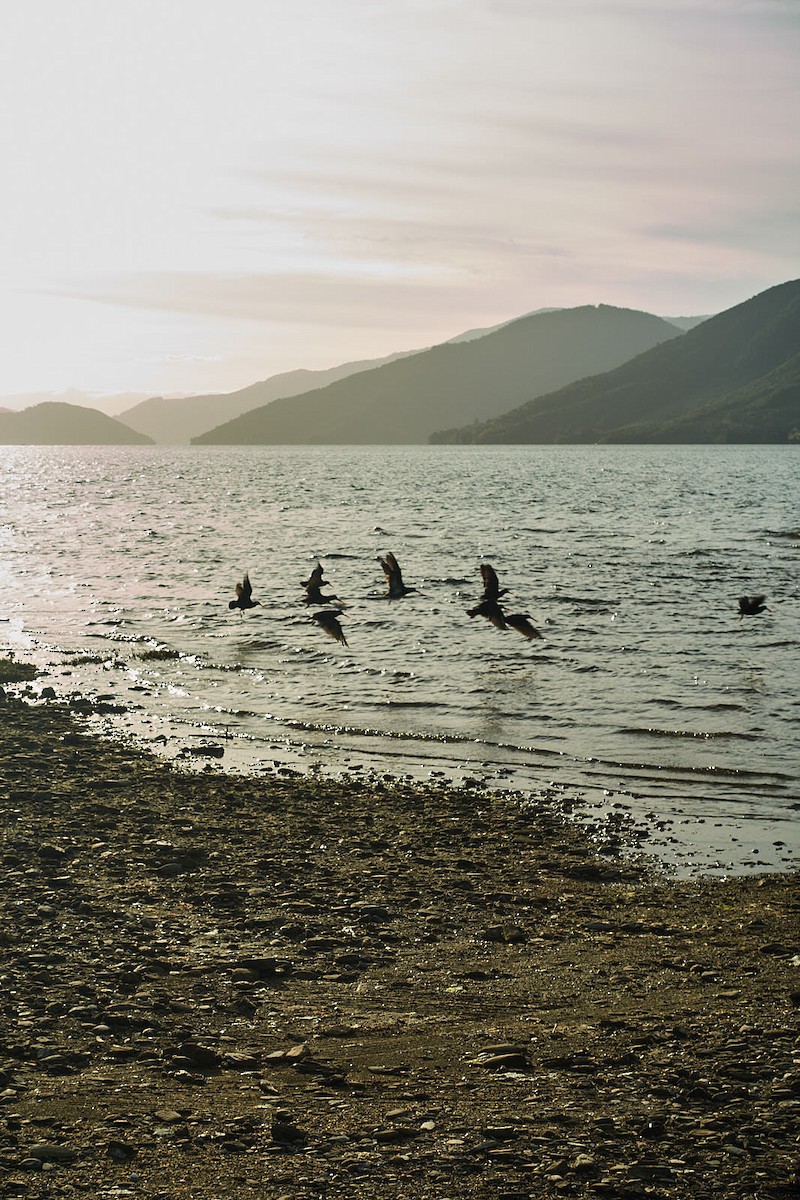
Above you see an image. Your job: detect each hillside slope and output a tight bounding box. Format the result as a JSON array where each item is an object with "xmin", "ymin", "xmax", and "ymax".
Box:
[
  {"xmin": 120, "ymin": 353, "xmax": 419, "ymax": 444},
  {"xmin": 431, "ymin": 280, "xmax": 800, "ymax": 444},
  {"xmin": 0, "ymin": 402, "xmax": 153, "ymax": 445},
  {"xmin": 193, "ymin": 306, "xmax": 681, "ymax": 445}
]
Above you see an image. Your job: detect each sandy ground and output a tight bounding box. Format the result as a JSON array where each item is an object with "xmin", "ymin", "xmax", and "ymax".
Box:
[{"xmin": 1, "ymin": 660, "xmax": 798, "ymax": 1199}]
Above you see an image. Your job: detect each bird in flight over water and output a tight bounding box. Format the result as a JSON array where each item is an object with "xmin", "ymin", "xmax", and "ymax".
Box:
[
  {"xmin": 467, "ymin": 597, "xmax": 507, "ymax": 629},
  {"xmin": 301, "ymin": 562, "xmax": 325, "ymax": 590},
  {"xmin": 304, "ymin": 584, "xmax": 339, "ymax": 606},
  {"xmin": 379, "ymin": 552, "xmax": 420, "ymax": 599},
  {"xmin": 739, "ymin": 594, "xmax": 768, "ymax": 616},
  {"xmin": 311, "ymin": 609, "xmax": 348, "ymax": 646},
  {"xmin": 505, "ymin": 612, "xmax": 543, "ymax": 639},
  {"xmin": 229, "ymin": 574, "xmax": 260, "ymax": 613},
  {"xmin": 467, "ymin": 562, "xmax": 509, "ymax": 628},
  {"xmin": 478, "ymin": 563, "xmax": 509, "ymax": 603},
  {"xmin": 301, "ymin": 561, "xmax": 339, "ymax": 606}
]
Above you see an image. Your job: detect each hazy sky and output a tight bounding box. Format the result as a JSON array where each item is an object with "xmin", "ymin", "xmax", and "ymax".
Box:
[{"xmin": 1, "ymin": 0, "xmax": 798, "ymax": 399}]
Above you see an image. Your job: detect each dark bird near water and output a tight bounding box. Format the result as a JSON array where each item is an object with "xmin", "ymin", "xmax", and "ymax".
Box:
[
  {"xmin": 304, "ymin": 585, "xmax": 339, "ymax": 607},
  {"xmin": 301, "ymin": 560, "xmax": 339, "ymax": 606},
  {"xmin": 229, "ymin": 574, "xmax": 260, "ymax": 613},
  {"xmin": 479, "ymin": 562, "xmax": 509, "ymax": 603},
  {"xmin": 466, "ymin": 598, "xmax": 507, "ymax": 630},
  {"xmin": 311, "ymin": 609, "xmax": 348, "ymax": 646},
  {"xmin": 379, "ymin": 551, "xmax": 420, "ymax": 599},
  {"xmin": 301, "ymin": 562, "xmax": 325, "ymax": 590},
  {"xmin": 739, "ymin": 594, "xmax": 768, "ymax": 616},
  {"xmin": 505, "ymin": 612, "xmax": 543, "ymax": 640}
]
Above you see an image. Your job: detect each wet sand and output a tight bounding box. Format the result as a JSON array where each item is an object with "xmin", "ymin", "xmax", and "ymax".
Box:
[{"xmin": 1, "ymin": 660, "xmax": 798, "ymax": 1198}]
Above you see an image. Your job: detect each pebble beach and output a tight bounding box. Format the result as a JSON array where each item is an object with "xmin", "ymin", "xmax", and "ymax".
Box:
[{"xmin": 1, "ymin": 659, "xmax": 798, "ymax": 1199}]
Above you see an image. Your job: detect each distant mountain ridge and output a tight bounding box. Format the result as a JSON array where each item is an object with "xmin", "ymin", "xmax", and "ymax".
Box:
[
  {"xmin": 120, "ymin": 351, "xmax": 420, "ymax": 444},
  {"xmin": 0, "ymin": 388, "xmax": 165, "ymax": 417},
  {"xmin": 431, "ymin": 280, "xmax": 800, "ymax": 444},
  {"xmin": 192, "ymin": 305, "xmax": 683, "ymax": 445},
  {"xmin": 0, "ymin": 402, "xmax": 152, "ymax": 445}
]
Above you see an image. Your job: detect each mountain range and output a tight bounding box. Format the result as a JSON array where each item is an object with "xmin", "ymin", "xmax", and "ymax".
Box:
[
  {"xmin": 191, "ymin": 305, "xmax": 683, "ymax": 445},
  {"xmin": 2, "ymin": 283, "xmax": 795, "ymax": 446},
  {"xmin": 119, "ymin": 351, "xmax": 420, "ymax": 444},
  {"xmin": 431, "ymin": 279, "xmax": 800, "ymax": 444},
  {"xmin": 0, "ymin": 388, "xmax": 163, "ymax": 417}
]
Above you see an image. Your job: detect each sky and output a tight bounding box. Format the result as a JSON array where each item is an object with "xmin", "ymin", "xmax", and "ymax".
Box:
[{"xmin": 1, "ymin": 0, "xmax": 798, "ymax": 403}]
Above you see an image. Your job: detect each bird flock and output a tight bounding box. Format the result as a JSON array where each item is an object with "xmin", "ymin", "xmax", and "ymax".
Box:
[
  {"xmin": 230, "ymin": 558, "xmax": 770, "ymax": 649},
  {"xmin": 230, "ymin": 555, "xmax": 546, "ymax": 649}
]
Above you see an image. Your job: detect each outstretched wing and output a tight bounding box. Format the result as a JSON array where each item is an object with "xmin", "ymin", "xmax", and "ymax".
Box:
[
  {"xmin": 240, "ymin": 574, "xmax": 253, "ymax": 603},
  {"xmin": 467, "ymin": 598, "xmax": 507, "ymax": 630},
  {"xmin": 480, "ymin": 563, "xmax": 500, "ymax": 600},
  {"xmin": 380, "ymin": 552, "xmax": 403, "ymax": 593},
  {"xmin": 506, "ymin": 613, "xmax": 543, "ymax": 640},
  {"xmin": 313, "ymin": 609, "xmax": 348, "ymax": 646},
  {"xmin": 379, "ymin": 551, "xmax": 399, "ymax": 580},
  {"xmin": 303, "ymin": 563, "xmax": 324, "ymax": 589}
]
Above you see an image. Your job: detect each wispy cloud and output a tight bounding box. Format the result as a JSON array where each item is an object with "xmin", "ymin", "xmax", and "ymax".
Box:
[{"xmin": 1, "ymin": 0, "xmax": 797, "ymax": 393}]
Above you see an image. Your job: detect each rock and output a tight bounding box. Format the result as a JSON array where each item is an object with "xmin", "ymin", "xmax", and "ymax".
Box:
[
  {"xmin": 223, "ymin": 1052, "xmax": 260, "ymax": 1071},
  {"xmin": 178, "ymin": 1042, "xmax": 221, "ymax": 1069},
  {"xmin": 271, "ymin": 1110, "xmax": 306, "ymax": 1145},
  {"xmin": 27, "ymin": 1143, "xmax": 76, "ymax": 1162}
]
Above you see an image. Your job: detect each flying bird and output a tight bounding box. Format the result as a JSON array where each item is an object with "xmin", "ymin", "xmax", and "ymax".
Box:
[
  {"xmin": 301, "ymin": 562, "xmax": 325, "ymax": 590},
  {"xmin": 739, "ymin": 594, "xmax": 768, "ymax": 616},
  {"xmin": 304, "ymin": 585, "xmax": 339, "ymax": 607},
  {"xmin": 505, "ymin": 612, "xmax": 543, "ymax": 640},
  {"xmin": 479, "ymin": 563, "xmax": 509, "ymax": 603},
  {"xmin": 466, "ymin": 598, "xmax": 507, "ymax": 630},
  {"xmin": 229, "ymin": 574, "xmax": 260, "ymax": 613},
  {"xmin": 300, "ymin": 560, "xmax": 339, "ymax": 606},
  {"xmin": 379, "ymin": 552, "xmax": 420, "ymax": 599},
  {"xmin": 311, "ymin": 609, "xmax": 348, "ymax": 646}
]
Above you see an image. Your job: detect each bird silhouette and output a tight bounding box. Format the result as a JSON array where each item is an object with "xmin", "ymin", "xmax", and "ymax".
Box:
[
  {"xmin": 229, "ymin": 574, "xmax": 260, "ymax": 613},
  {"xmin": 739, "ymin": 594, "xmax": 768, "ymax": 616},
  {"xmin": 478, "ymin": 563, "xmax": 509, "ymax": 602},
  {"xmin": 379, "ymin": 552, "xmax": 420, "ymax": 599},
  {"xmin": 304, "ymin": 585, "xmax": 339, "ymax": 607},
  {"xmin": 505, "ymin": 612, "xmax": 543, "ymax": 639},
  {"xmin": 301, "ymin": 562, "xmax": 325, "ymax": 590},
  {"xmin": 466, "ymin": 598, "xmax": 507, "ymax": 629},
  {"xmin": 311, "ymin": 609, "xmax": 348, "ymax": 646},
  {"xmin": 300, "ymin": 561, "xmax": 340, "ymax": 606}
]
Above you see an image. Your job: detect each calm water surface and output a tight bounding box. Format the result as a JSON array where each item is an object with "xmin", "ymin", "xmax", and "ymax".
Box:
[{"xmin": 1, "ymin": 444, "xmax": 797, "ymax": 876}]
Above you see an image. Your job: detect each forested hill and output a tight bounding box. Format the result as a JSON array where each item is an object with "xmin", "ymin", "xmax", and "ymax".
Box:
[
  {"xmin": 192, "ymin": 305, "xmax": 682, "ymax": 445},
  {"xmin": 431, "ymin": 279, "xmax": 800, "ymax": 444},
  {"xmin": 0, "ymin": 403, "xmax": 152, "ymax": 445}
]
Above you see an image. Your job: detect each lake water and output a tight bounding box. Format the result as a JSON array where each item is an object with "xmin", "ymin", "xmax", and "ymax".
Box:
[{"xmin": 1, "ymin": 443, "xmax": 797, "ymax": 878}]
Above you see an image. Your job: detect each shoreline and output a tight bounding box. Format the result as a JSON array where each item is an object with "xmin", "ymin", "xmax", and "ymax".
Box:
[
  {"xmin": 6, "ymin": 644, "xmax": 799, "ymax": 881},
  {"xmin": 1, "ymin": 659, "xmax": 799, "ymax": 1197}
]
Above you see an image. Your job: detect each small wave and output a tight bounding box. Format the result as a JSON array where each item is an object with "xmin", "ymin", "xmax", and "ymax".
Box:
[
  {"xmin": 617, "ymin": 725, "xmax": 758, "ymax": 742},
  {"xmin": 696, "ymin": 702, "xmax": 747, "ymax": 712},
  {"xmin": 765, "ymin": 528, "xmax": 800, "ymax": 540},
  {"xmin": 551, "ymin": 594, "xmax": 621, "ymax": 608}
]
